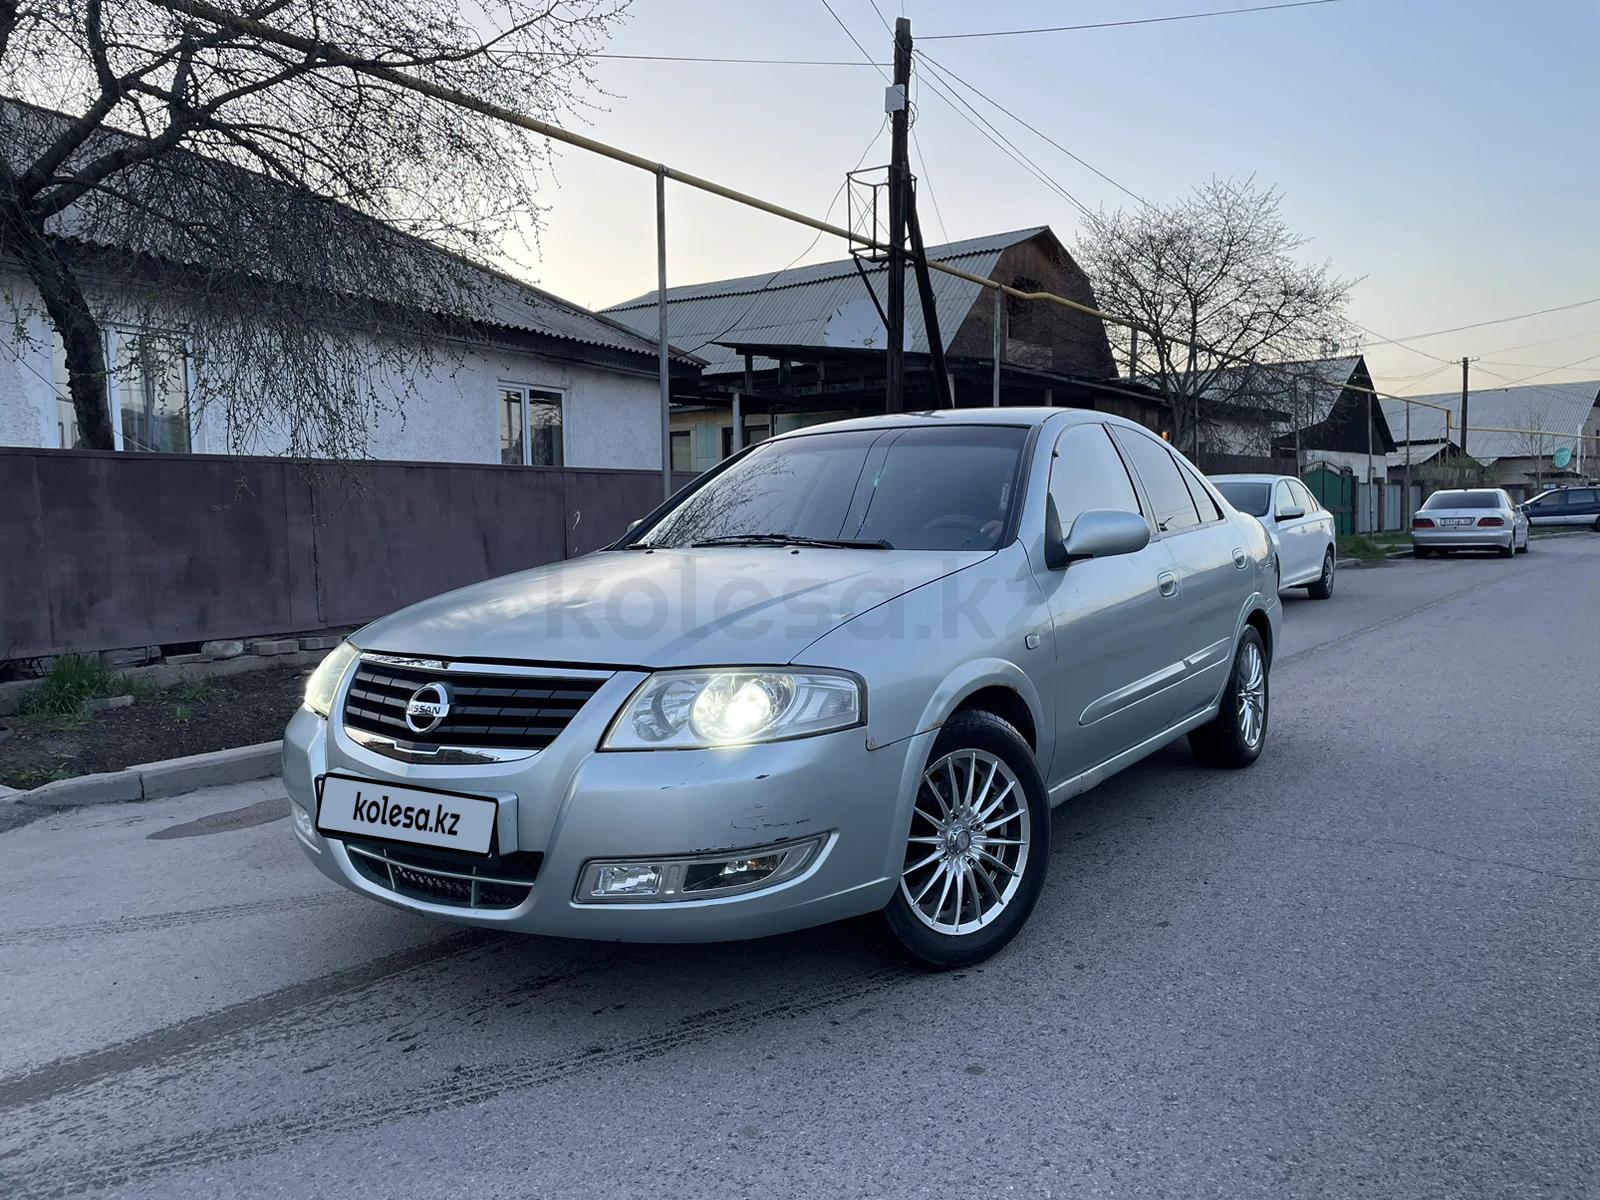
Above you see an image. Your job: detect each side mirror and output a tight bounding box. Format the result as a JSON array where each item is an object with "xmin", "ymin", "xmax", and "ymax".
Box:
[
  {"xmin": 1048, "ymin": 508, "xmax": 1150, "ymax": 569},
  {"xmin": 1277, "ymin": 505, "xmax": 1306, "ymax": 520}
]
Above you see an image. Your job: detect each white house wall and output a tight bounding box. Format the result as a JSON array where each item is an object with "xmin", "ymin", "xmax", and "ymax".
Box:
[{"xmin": 0, "ymin": 266, "xmax": 662, "ymax": 470}]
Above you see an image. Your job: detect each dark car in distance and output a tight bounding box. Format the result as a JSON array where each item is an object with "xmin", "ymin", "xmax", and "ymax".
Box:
[{"xmin": 1520, "ymin": 486, "xmax": 1600, "ymax": 530}]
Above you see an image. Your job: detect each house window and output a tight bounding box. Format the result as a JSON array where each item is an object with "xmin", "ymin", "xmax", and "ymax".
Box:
[
  {"xmin": 500, "ymin": 385, "xmax": 563, "ymax": 466},
  {"xmin": 114, "ymin": 332, "xmax": 191, "ymax": 453},
  {"xmin": 721, "ymin": 423, "xmax": 770, "ymax": 459},
  {"xmin": 670, "ymin": 429, "xmax": 692, "ymax": 473}
]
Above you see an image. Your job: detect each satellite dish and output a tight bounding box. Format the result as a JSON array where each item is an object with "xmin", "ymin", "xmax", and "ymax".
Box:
[
  {"xmin": 1553, "ymin": 446, "xmax": 1573, "ymax": 470},
  {"xmin": 822, "ymin": 296, "xmax": 912, "ymax": 352}
]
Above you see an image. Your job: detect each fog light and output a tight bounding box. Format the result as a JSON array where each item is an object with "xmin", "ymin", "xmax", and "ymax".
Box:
[
  {"xmin": 291, "ymin": 803, "xmax": 321, "ymax": 851},
  {"xmin": 684, "ymin": 854, "xmax": 783, "ymax": 892},
  {"xmin": 594, "ymin": 864, "xmax": 663, "ymax": 897}
]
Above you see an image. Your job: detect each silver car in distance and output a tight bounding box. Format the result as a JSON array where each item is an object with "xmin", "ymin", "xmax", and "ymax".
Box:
[
  {"xmin": 1411, "ymin": 487, "xmax": 1529, "ymax": 558},
  {"xmin": 284, "ymin": 410, "xmax": 1280, "ymax": 967}
]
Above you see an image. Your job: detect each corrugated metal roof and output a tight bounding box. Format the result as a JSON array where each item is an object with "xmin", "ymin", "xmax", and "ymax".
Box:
[
  {"xmin": 602, "ymin": 228, "xmax": 1049, "ymax": 375},
  {"xmin": 1380, "ymin": 381, "xmax": 1600, "ymax": 463},
  {"xmin": 3, "ymin": 99, "xmax": 682, "ymax": 364}
]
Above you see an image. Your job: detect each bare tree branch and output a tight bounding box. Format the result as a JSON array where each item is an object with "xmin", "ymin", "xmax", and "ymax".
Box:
[{"xmin": 0, "ymin": 0, "xmax": 629, "ymax": 452}]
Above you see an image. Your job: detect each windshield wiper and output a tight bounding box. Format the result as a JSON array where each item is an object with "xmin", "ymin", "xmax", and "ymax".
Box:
[{"xmin": 690, "ymin": 533, "xmax": 894, "ymax": 550}]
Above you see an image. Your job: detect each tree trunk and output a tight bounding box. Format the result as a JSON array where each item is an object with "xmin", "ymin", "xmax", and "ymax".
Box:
[{"xmin": 0, "ymin": 187, "xmax": 114, "ymax": 449}]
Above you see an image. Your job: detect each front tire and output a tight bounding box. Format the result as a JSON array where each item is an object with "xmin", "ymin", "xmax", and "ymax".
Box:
[
  {"xmin": 1306, "ymin": 549, "xmax": 1335, "ymax": 599},
  {"xmin": 879, "ymin": 711, "xmax": 1049, "ymax": 969},
  {"xmin": 1188, "ymin": 626, "xmax": 1269, "ymax": 769}
]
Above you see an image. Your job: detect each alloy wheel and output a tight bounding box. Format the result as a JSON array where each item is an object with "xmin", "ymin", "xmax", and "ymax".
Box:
[
  {"xmin": 900, "ymin": 749, "xmax": 1030, "ymax": 936},
  {"xmin": 1236, "ymin": 640, "xmax": 1267, "ymax": 749}
]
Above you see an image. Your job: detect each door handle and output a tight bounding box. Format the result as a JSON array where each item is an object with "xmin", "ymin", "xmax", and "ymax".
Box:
[
  {"xmin": 1232, "ymin": 547, "xmax": 1248, "ymax": 569},
  {"xmin": 1157, "ymin": 570, "xmax": 1179, "ymax": 598}
]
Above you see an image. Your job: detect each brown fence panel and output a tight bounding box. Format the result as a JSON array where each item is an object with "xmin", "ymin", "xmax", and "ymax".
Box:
[
  {"xmin": 1, "ymin": 449, "xmax": 317, "ymax": 659},
  {"xmin": 0, "ymin": 449, "xmax": 701, "ymax": 660},
  {"xmin": 307, "ymin": 461, "xmax": 568, "ymax": 627},
  {"xmin": 560, "ymin": 470, "xmax": 701, "ymax": 558},
  {"xmin": 0, "ymin": 453, "xmax": 52, "ymax": 659}
]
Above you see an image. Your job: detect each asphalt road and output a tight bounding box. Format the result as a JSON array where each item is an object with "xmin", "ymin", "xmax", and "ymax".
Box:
[{"xmin": 2, "ymin": 537, "xmax": 1596, "ymax": 1199}]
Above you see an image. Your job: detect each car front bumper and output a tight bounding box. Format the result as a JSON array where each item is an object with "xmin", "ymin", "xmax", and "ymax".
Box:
[
  {"xmin": 1412, "ymin": 526, "xmax": 1514, "ymax": 550},
  {"xmin": 281, "ymin": 686, "xmax": 931, "ymax": 943}
]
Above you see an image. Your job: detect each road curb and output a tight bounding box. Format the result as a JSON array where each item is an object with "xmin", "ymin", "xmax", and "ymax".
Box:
[{"xmin": 15, "ymin": 741, "xmax": 283, "ymax": 809}]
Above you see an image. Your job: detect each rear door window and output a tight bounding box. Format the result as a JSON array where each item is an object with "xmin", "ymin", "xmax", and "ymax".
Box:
[
  {"xmin": 1568, "ymin": 489, "xmax": 1598, "ymax": 507},
  {"xmin": 1111, "ymin": 428, "xmax": 1202, "ymax": 534}
]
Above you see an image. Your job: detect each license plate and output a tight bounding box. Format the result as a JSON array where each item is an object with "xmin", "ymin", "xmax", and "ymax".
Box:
[
  {"xmin": 316, "ymin": 774, "xmax": 498, "ymax": 855},
  {"xmin": 1441, "ymin": 517, "xmax": 1473, "ymax": 526}
]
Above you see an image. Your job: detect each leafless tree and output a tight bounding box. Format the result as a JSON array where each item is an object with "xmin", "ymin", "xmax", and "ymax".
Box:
[
  {"xmin": 1509, "ymin": 398, "xmax": 1559, "ymax": 494},
  {"xmin": 0, "ymin": 0, "xmax": 627, "ymax": 454},
  {"xmin": 1076, "ymin": 177, "xmax": 1353, "ymax": 456}
]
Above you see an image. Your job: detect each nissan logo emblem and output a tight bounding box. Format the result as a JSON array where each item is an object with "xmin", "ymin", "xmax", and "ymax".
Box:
[{"xmin": 403, "ymin": 683, "xmax": 451, "ymax": 734}]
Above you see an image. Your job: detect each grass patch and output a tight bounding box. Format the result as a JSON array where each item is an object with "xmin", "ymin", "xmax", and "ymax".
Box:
[
  {"xmin": 1336, "ymin": 535, "xmax": 1392, "ymax": 562},
  {"xmin": 3, "ymin": 763, "xmax": 74, "ymax": 789},
  {"xmin": 17, "ymin": 653, "xmax": 121, "ymax": 718},
  {"xmin": 173, "ymin": 678, "xmax": 217, "ymax": 704}
]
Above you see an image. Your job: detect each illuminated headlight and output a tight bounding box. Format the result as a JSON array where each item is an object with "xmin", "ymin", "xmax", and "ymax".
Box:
[
  {"xmin": 303, "ymin": 640, "xmax": 359, "ymax": 717},
  {"xmin": 602, "ymin": 669, "xmax": 863, "ymax": 750}
]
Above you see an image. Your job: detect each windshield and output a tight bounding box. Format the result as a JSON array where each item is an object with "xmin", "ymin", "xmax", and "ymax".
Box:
[
  {"xmin": 1421, "ymin": 490, "xmax": 1499, "ymax": 510},
  {"xmin": 627, "ymin": 424, "xmax": 1029, "ymax": 552},
  {"xmin": 1214, "ymin": 481, "xmax": 1271, "ymax": 517}
]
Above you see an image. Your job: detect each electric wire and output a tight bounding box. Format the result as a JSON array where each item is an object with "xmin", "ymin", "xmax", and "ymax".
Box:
[
  {"xmin": 913, "ymin": 50, "xmax": 1148, "ymax": 208},
  {"xmin": 920, "ymin": 1, "xmax": 1345, "ymax": 41}
]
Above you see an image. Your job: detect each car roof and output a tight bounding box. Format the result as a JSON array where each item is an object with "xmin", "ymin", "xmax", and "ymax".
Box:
[
  {"xmin": 765, "ymin": 406, "xmax": 1148, "ymax": 442},
  {"xmin": 1210, "ymin": 473, "xmax": 1294, "ymax": 484}
]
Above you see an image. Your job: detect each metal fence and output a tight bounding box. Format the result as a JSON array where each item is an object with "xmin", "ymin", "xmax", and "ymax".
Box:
[{"xmin": 0, "ymin": 448, "xmax": 694, "ymax": 660}]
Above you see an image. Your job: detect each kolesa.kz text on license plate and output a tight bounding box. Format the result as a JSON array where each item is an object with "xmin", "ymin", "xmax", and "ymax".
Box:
[{"xmin": 316, "ymin": 774, "xmax": 498, "ymax": 855}]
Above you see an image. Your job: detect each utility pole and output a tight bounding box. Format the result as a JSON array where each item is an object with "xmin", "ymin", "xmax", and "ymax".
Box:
[
  {"xmin": 884, "ymin": 17, "xmax": 912, "ymax": 414},
  {"xmin": 1459, "ymin": 356, "xmax": 1470, "ymax": 461},
  {"xmin": 1365, "ymin": 388, "xmax": 1374, "ymax": 533},
  {"xmin": 1403, "ymin": 399, "xmax": 1412, "ymax": 525},
  {"xmin": 656, "ymin": 167, "xmax": 672, "ymax": 499}
]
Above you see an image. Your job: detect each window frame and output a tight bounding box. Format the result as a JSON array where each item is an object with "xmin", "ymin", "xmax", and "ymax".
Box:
[
  {"xmin": 1109, "ymin": 426, "xmax": 1206, "ymax": 538},
  {"xmin": 720, "ymin": 422, "xmax": 771, "ymax": 460},
  {"xmin": 1047, "ymin": 421, "xmax": 1145, "ymax": 536},
  {"xmin": 1287, "ymin": 479, "xmax": 1318, "ymax": 512},
  {"xmin": 669, "ymin": 428, "xmax": 693, "ymax": 473},
  {"xmin": 498, "ymin": 382, "xmax": 566, "ymax": 467}
]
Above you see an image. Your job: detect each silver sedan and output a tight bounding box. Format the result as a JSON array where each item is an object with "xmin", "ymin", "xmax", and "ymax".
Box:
[
  {"xmin": 284, "ymin": 409, "xmax": 1280, "ymax": 967},
  {"xmin": 1411, "ymin": 487, "xmax": 1530, "ymax": 557}
]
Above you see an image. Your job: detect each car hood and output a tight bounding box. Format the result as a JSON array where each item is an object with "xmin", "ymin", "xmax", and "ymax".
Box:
[{"xmin": 354, "ymin": 546, "xmax": 990, "ymax": 668}]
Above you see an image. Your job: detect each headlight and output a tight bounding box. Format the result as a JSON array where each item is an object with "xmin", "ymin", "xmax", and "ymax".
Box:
[
  {"xmin": 602, "ymin": 669, "xmax": 863, "ymax": 750},
  {"xmin": 303, "ymin": 641, "xmax": 359, "ymax": 717}
]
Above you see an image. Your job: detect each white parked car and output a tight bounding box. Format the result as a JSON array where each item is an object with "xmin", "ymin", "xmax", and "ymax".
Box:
[{"xmin": 1211, "ymin": 474, "xmax": 1338, "ymax": 599}]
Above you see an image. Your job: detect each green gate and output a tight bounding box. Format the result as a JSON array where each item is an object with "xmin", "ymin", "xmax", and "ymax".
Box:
[{"xmin": 1305, "ymin": 463, "xmax": 1355, "ymax": 535}]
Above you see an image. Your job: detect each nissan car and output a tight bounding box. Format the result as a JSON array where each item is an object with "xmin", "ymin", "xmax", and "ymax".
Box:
[{"xmin": 284, "ymin": 409, "xmax": 1280, "ymax": 967}]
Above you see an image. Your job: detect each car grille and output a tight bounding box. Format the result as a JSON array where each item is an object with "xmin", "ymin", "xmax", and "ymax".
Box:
[
  {"xmin": 345, "ymin": 840, "xmax": 543, "ymax": 910},
  {"xmin": 342, "ymin": 660, "xmax": 607, "ymax": 751}
]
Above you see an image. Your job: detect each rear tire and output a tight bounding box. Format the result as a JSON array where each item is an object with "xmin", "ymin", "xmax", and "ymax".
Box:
[
  {"xmin": 1188, "ymin": 626, "xmax": 1269, "ymax": 770},
  {"xmin": 1499, "ymin": 540, "xmax": 1515, "ymax": 558},
  {"xmin": 1306, "ymin": 549, "xmax": 1335, "ymax": 599},
  {"xmin": 878, "ymin": 711, "xmax": 1049, "ymax": 970}
]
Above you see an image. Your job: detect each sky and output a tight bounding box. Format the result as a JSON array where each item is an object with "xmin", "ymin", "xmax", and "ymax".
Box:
[{"xmin": 510, "ymin": 0, "xmax": 1600, "ymax": 398}]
